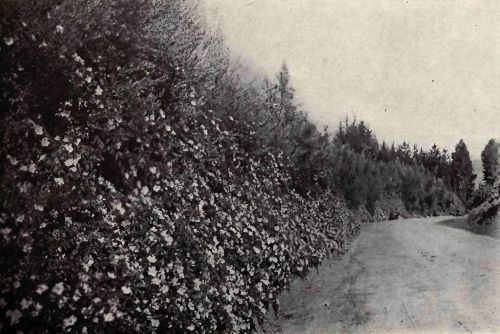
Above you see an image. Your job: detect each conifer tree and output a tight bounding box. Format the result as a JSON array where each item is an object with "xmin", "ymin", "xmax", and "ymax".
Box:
[
  {"xmin": 397, "ymin": 142, "xmax": 411, "ymax": 164},
  {"xmin": 390, "ymin": 142, "xmax": 397, "ymax": 161},
  {"xmin": 378, "ymin": 142, "xmax": 391, "ymax": 163},
  {"xmin": 481, "ymin": 139, "xmax": 499, "ymax": 186},
  {"xmin": 412, "ymin": 144, "xmax": 420, "ymax": 165},
  {"xmin": 451, "ymin": 139, "xmax": 476, "ymax": 204},
  {"xmin": 277, "ymin": 61, "xmax": 296, "ymax": 120}
]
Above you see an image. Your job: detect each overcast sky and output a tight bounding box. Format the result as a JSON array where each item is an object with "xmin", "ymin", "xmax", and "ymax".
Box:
[{"xmin": 202, "ymin": 0, "xmax": 500, "ymax": 158}]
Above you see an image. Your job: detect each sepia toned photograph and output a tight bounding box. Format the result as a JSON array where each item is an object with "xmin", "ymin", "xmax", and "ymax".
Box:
[{"xmin": 1, "ymin": 0, "xmax": 499, "ymax": 333}]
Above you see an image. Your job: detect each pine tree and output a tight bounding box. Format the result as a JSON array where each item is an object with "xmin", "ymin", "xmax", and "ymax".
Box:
[
  {"xmin": 277, "ymin": 61, "xmax": 296, "ymax": 120},
  {"xmin": 397, "ymin": 141, "xmax": 411, "ymax": 164},
  {"xmin": 481, "ymin": 139, "xmax": 499, "ymax": 186},
  {"xmin": 451, "ymin": 139, "xmax": 476, "ymax": 205},
  {"xmin": 378, "ymin": 141, "xmax": 391, "ymax": 163},
  {"xmin": 422, "ymin": 144, "xmax": 440, "ymax": 174},
  {"xmin": 412, "ymin": 144, "xmax": 420, "ymax": 165},
  {"xmin": 389, "ymin": 143, "xmax": 397, "ymax": 161}
]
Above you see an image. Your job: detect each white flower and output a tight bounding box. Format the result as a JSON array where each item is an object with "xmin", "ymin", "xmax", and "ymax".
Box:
[
  {"xmin": 41, "ymin": 137, "xmax": 50, "ymax": 147},
  {"xmin": 161, "ymin": 232, "xmax": 173, "ymax": 245},
  {"xmin": 187, "ymin": 325, "xmax": 195, "ymax": 331},
  {"xmin": 64, "ymin": 144, "xmax": 73, "ymax": 153},
  {"xmin": 165, "ymin": 125, "xmax": 171, "ymax": 132},
  {"xmin": 149, "ymin": 166, "xmax": 157, "ymax": 174},
  {"xmin": 253, "ymin": 247, "xmax": 261, "ymax": 254},
  {"xmin": 103, "ymin": 313, "xmax": 114, "ymax": 322},
  {"xmin": 83, "ymin": 257, "xmax": 94, "ymax": 272},
  {"xmin": 153, "ymin": 185, "xmax": 161, "ymax": 192},
  {"xmin": 28, "ymin": 163, "xmax": 36, "ymax": 173},
  {"xmin": 147, "ymin": 255, "xmax": 157, "ymax": 263},
  {"xmin": 6, "ymin": 309, "xmax": 22, "ymax": 325},
  {"xmin": 64, "ymin": 155, "xmax": 81, "ymax": 167},
  {"xmin": 54, "ymin": 177, "xmax": 64, "ymax": 185},
  {"xmin": 141, "ymin": 186, "xmax": 149, "ymax": 195},
  {"xmin": 52, "ymin": 282, "xmax": 64, "ymax": 295},
  {"xmin": 4, "ymin": 37, "xmax": 14, "ymax": 46},
  {"xmin": 1, "ymin": 227, "xmax": 12, "ymax": 236},
  {"xmin": 193, "ymin": 278, "xmax": 201, "ymax": 291},
  {"xmin": 7, "ymin": 155, "xmax": 18, "ymax": 165},
  {"xmin": 121, "ymin": 286, "xmax": 132, "ymax": 295},
  {"xmin": 55, "ymin": 25, "xmax": 64, "ymax": 33},
  {"xmin": 36, "ymin": 284, "xmax": 48, "ymax": 294},
  {"xmin": 95, "ymin": 85, "xmax": 103, "ymax": 96},
  {"xmin": 20, "ymin": 299, "xmax": 32, "ymax": 310},
  {"xmin": 151, "ymin": 318, "xmax": 160, "ymax": 328},
  {"xmin": 63, "ymin": 315, "xmax": 77, "ymax": 327},
  {"xmin": 72, "ymin": 53, "xmax": 85, "ymax": 65},
  {"xmin": 34, "ymin": 125, "xmax": 43, "ymax": 135},
  {"xmin": 151, "ymin": 277, "xmax": 161, "ymax": 285},
  {"xmin": 198, "ymin": 200, "xmax": 205, "ymax": 213},
  {"xmin": 34, "ymin": 204, "xmax": 44, "ymax": 212},
  {"xmin": 148, "ymin": 266, "xmax": 157, "ymax": 277},
  {"xmin": 112, "ymin": 201, "xmax": 125, "ymax": 215},
  {"xmin": 107, "ymin": 272, "xmax": 116, "ymax": 279}
]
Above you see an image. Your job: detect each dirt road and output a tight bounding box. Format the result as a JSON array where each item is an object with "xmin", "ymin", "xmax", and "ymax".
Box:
[{"xmin": 267, "ymin": 217, "xmax": 500, "ymax": 333}]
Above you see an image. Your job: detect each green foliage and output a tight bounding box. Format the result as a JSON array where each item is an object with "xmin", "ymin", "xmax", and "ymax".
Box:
[
  {"xmin": 336, "ymin": 118, "xmax": 379, "ymax": 158},
  {"xmin": 481, "ymin": 139, "xmax": 499, "ymax": 186},
  {"xmin": 0, "ymin": 1, "xmax": 361, "ymax": 332},
  {"xmin": 450, "ymin": 139, "xmax": 476, "ymax": 206},
  {"xmin": 330, "ymin": 121, "xmax": 462, "ymax": 215},
  {"xmin": 468, "ymin": 184, "xmax": 500, "ymax": 224},
  {"xmin": 467, "ymin": 140, "xmax": 500, "ymax": 224}
]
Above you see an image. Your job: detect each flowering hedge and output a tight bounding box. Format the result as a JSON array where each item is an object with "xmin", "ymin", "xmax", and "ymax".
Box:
[
  {"xmin": 1, "ymin": 106, "xmax": 361, "ymax": 332},
  {"xmin": 0, "ymin": 1, "xmax": 363, "ymax": 332}
]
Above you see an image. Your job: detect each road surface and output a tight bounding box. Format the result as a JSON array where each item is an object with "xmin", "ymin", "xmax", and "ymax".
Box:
[{"xmin": 265, "ymin": 217, "xmax": 500, "ymax": 333}]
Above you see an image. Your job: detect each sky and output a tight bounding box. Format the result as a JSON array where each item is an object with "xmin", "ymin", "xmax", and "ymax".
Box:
[{"xmin": 201, "ymin": 0, "xmax": 500, "ymax": 159}]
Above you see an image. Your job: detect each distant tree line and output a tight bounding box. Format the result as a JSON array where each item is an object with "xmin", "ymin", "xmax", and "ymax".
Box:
[
  {"xmin": 250, "ymin": 64, "xmax": 465, "ymax": 216},
  {"xmin": 336, "ymin": 117, "xmax": 479, "ymax": 208}
]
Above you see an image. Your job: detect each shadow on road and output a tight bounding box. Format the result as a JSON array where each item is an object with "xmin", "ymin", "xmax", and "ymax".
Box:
[{"xmin": 436, "ymin": 216, "xmax": 500, "ymax": 240}]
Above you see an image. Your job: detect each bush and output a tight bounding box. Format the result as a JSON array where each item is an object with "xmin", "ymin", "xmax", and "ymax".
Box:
[
  {"xmin": 468, "ymin": 185, "xmax": 500, "ymax": 224},
  {"xmin": 0, "ymin": 1, "xmax": 362, "ymax": 332}
]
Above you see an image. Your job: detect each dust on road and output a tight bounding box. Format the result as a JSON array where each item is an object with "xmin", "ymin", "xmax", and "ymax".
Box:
[{"xmin": 265, "ymin": 217, "xmax": 500, "ymax": 333}]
